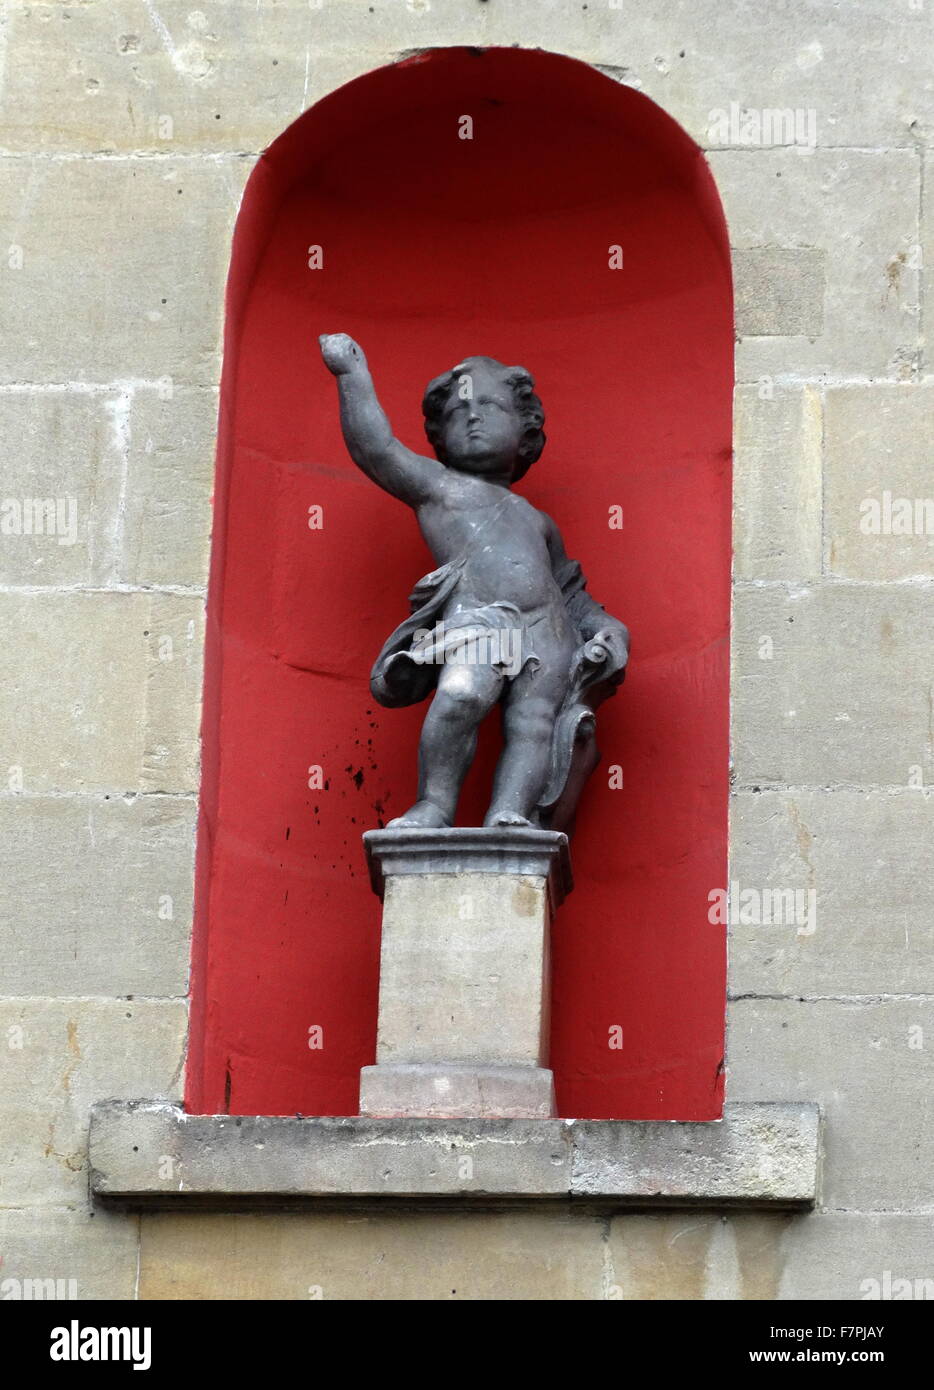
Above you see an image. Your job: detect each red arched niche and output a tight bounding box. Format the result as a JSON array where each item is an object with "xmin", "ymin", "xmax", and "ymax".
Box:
[{"xmin": 187, "ymin": 48, "xmax": 733, "ymax": 1121}]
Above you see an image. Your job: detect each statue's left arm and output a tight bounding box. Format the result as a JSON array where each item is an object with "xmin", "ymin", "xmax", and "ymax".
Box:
[{"xmin": 544, "ymin": 515, "xmax": 630, "ymax": 681}]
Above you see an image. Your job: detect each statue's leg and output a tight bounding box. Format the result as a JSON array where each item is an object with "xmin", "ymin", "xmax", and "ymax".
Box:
[
  {"xmin": 485, "ymin": 676, "xmax": 564, "ymax": 828},
  {"xmin": 387, "ymin": 662, "xmax": 503, "ymax": 828}
]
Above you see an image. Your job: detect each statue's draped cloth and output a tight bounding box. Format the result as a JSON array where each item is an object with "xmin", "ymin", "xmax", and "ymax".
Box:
[{"xmin": 370, "ymin": 551, "xmax": 629, "ymax": 829}]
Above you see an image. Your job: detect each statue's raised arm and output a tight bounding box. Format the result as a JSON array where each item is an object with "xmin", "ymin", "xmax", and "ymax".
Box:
[{"xmin": 319, "ymin": 333, "xmax": 441, "ymax": 506}]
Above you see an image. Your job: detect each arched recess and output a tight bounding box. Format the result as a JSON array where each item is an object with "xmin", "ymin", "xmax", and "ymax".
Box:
[{"xmin": 186, "ymin": 47, "xmax": 733, "ymax": 1121}]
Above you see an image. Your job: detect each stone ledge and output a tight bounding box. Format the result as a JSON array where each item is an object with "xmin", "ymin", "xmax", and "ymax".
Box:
[{"xmin": 88, "ymin": 1101, "xmax": 821, "ymax": 1210}]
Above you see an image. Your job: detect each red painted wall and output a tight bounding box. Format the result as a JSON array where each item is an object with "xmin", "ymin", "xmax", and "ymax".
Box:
[{"xmin": 186, "ymin": 48, "xmax": 733, "ymax": 1120}]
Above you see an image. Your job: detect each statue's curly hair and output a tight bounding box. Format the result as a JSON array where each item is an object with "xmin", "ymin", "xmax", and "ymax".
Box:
[{"xmin": 421, "ymin": 356, "xmax": 546, "ymax": 482}]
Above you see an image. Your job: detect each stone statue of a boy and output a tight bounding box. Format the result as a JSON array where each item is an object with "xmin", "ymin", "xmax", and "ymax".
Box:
[{"xmin": 320, "ymin": 333, "xmax": 629, "ymax": 833}]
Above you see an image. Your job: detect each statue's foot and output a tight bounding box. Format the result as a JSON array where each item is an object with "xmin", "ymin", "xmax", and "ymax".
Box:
[
  {"xmin": 387, "ymin": 800, "xmax": 451, "ymax": 830},
  {"xmin": 484, "ymin": 810, "xmax": 534, "ymax": 828}
]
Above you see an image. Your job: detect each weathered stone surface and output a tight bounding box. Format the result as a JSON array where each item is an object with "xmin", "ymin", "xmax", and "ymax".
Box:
[
  {"xmin": 89, "ymin": 1101, "xmax": 819, "ymax": 1208},
  {"xmin": 606, "ymin": 1210, "xmax": 799, "ymax": 1301},
  {"xmin": 364, "ymin": 827, "xmax": 572, "ymax": 903},
  {"xmin": 824, "ymin": 386, "xmax": 934, "ymax": 581},
  {"xmin": 91, "ymin": 1106, "xmax": 572, "ymax": 1202},
  {"xmin": 609, "ymin": 1210, "xmax": 934, "ymax": 1300},
  {"xmin": 572, "ymin": 1104, "xmax": 820, "ymax": 1207},
  {"xmin": 732, "ymin": 582, "xmax": 934, "ymax": 787},
  {"xmin": 138, "ymin": 595, "xmax": 206, "ymax": 793},
  {"xmin": 138, "ymin": 1206, "xmax": 607, "ymax": 1300},
  {"xmin": 775, "ymin": 1212, "xmax": 934, "ymax": 1301},
  {"xmin": 710, "ymin": 149, "xmax": 920, "ymax": 381},
  {"xmin": 0, "ymin": 592, "xmax": 203, "ymax": 794},
  {"xmin": 119, "ymin": 386, "xmax": 217, "ymax": 588},
  {"xmin": 2, "ymin": 2, "xmax": 930, "ymax": 155},
  {"xmin": 730, "ymin": 788, "xmax": 934, "ymax": 997},
  {"xmin": 605, "ymin": 1211, "xmax": 725, "ymax": 1300},
  {"xmin": 0, "ymin": 1, "xmax": 381, "ymax": 156},
  {"xmin": 135, "ymin": 1206, "xmax": 934, "ymax": 1300},
  {"xmin": 727, "ymin": 999, "xmax": 934, "ymax": 1212},
  {"xmin": 923, "ymin": 151, "xmax": 934, "ymax": 355},
  {"xmin": 0, "ymin": 794, "xmax": 195, "ymax": 997},
  {"xmin": 0, "ymin": 390, "xmax": 119, "ymax": 586},
  {"xmin": 0, "ymin": 383, "xmax": 216, "ymax": 590},
  {"xmin": 610, "ymin": 2, "xmax": 934, "ymax": 152},
  {"xmin": 733, "ymin": 249, "xmax": 825, "ymax": 338},
  {"xmin": 733, "ymin": 385, "xmax": 822, "ymax": 580},
  {"xmin": 359, "ymin": 1062, "xmax": 556, "ymax": 1120},
  {"xmin": 0, "ymin": 1207, "xmax": 139, "ymax": 1302},
  {"xmin": 0, "ymin": 156, "xmax": 248, "ymax": 384},
  {"xmin": 373, "ymin": 872, "xmax": 551, "ymax": 1068},
  {"xmin": 0, "ymin": 1001, "xmax": 186, "ymax": 1205}
]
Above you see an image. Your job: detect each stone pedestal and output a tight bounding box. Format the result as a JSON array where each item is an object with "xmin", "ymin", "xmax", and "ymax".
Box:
[{"xmin": 358, "ymin": 827, "xmax": 572, "ymax": 1120}]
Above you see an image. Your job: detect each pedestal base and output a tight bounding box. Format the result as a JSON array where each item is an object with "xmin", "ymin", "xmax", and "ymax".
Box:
[
  {"xmin": 359, "ymin": 1063, "xmax": 556, "ymax": 1120},
  {"xmin": 360, "ymin": 827, "xmax": 570, "ymax": 1121}
]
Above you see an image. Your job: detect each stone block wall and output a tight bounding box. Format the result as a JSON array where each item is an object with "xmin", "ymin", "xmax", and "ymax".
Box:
[{"xmin": 0, "ymin": 0, "xmax": 931, "ymax": 1299}]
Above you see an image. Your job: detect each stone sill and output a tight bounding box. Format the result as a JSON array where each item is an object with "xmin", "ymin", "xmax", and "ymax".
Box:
[{"xmin": 89, "ymin": 1100, "xmax": 821, "ymax": 1211}]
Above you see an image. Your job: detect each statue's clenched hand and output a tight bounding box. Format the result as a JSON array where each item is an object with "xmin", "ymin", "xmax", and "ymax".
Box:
[{"xmin": 319, "ymin": 332, "xmax": 366, "ymax": 376}]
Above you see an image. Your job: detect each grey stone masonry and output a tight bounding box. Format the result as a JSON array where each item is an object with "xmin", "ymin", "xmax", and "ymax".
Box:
[{"xmin": 89, "ymin": 1101, "xmax": 821, "ymax": 1210}]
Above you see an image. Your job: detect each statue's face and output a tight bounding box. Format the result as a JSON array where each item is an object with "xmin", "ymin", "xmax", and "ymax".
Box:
[{"xmin": 438, "ymin": 373, "xmax": 522, "ymax": 478}]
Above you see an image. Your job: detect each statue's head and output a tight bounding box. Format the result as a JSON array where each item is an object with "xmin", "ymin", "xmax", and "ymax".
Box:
[{"xmin": 421, "ymin": 356, "xmax": 545, "ymax": 482}]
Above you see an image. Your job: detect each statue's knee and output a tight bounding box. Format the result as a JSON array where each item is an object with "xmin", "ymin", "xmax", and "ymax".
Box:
[{"xmin": 434, "ymin": 679, "xmax": 486, "ymax": 725}]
